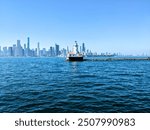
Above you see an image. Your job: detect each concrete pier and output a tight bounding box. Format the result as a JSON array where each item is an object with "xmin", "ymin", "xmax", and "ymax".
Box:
[{"xmin": 85, "ymin": 57, "xmax": 150, "ymax": 61}]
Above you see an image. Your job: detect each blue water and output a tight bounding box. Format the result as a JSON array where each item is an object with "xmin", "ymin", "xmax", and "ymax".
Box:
[{"xmin": 0, "ymin": 57, "xmax": 150, "ymax": 113}]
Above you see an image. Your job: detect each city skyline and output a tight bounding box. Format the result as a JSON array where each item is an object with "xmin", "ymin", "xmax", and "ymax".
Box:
[
  {"xmin": 0, "ymin": 37, "xmax": 97, "ymax": 57},
  {"xmin": 0, "ymin": 0, "xmax": 150, "ymax": 55}
]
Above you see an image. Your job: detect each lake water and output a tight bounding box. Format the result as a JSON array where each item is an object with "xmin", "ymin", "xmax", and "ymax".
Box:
[{"xmin": 0, "ymin": 57, "xmax": 150, "ymax": 112}]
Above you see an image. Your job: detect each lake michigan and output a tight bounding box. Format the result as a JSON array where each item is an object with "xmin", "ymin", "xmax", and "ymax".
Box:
[{"xmin": 0, "ymin": 57, "xmax": 150, "ymax": 112}]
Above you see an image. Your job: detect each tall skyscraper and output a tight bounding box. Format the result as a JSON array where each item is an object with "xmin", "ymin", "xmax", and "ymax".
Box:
[
  {"xmin": 27, "ymin": 37, "xmax": 30, "ymax": 50},
  {"xmin": 67, "ymin": 46, "xmax": 69, "ymax": 53},
  {"xmin": 12, "ymin": 44, "xmax": 16, "ymax": 56},
  {"xmin": 17, "ymin": 40, "xmax": 21, "ymax": 47},
  {"xmin": 55, "ymin": 44, "xmax": 59, "ymax": 56},
  {"xmin": 82, "ymin": 43, "xmax": 86, "ymax": 53},
  {"xmin": 34, "ymin": 48, "xmax": 37, "ymax": 56},
  {"xmin": 37, "ymin": 42, "xmax": 40, "ymax": 56},
  {"xmin": 27, "ymin": 37, "xmax": 30, "ymax": 56},
  {"xmin": 24, "ymin": 43, "xmax": 26, "ymax": 50},
  {"xmin": 24, "ymin": 43, "xmax": 27, "ymax": 56},
  {"xmin": 16, "ymin": 40, "xmax": 23, "ymax": 56},
  {"xmin": 49, "ymin": 46, "xmax": 54, "ymax": 56}
]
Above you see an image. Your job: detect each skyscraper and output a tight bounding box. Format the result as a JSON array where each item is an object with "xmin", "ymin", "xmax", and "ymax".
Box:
[
  {"xmin": 8, "ymin": 47, "xmax": 13, "ymax": 56},
  {"xmin": 17, "ymin": 40, "xmax": 21, "ymax": 47},
  {"xmin": 67, "ymin": 46, "xmax": 69, "ymax": 53},
  {"xmin": 55, "ymin": 44, "xmax": 59, "ymax": 56},
  {"xmin": 12, "ymin": 44, "xmax": 16, "ymax": 56},
  {"xmin": 3, "ymin": 47, "xmax": 7, "ymax": 56},
  {"xmin": 27, "ymin": 37, "xmax": 30, "ymax": 50},
  {"xmin": 27, "ymin": 37, "xmax": 30, "ymax": 56},
  {"xmin": 37, "ymin": 42, "xmax": 40, "ymax": 56},
  {"xmin": 82, "ymin": 43, "xmax": 86, "ymax": 53},
  {"xmin": 16, "ymin": 40, "xmax": 23, "ymax": 56},
  {"xmin": 61, "ymin": 48, "xmax": 67, "ymax": 57},
  {"xmin": 34, "ymin": 48, "xmax": 37, "ymax": 56},
  {"xmin": 49, "ymin": 46, "xmax": 55, "ymax": 56},
  {"xmin": 24, "ymin": 43, "xmax": 27, "ymax": 56},
  {"xmin": 24, "ymin": 44, "xmax": 26, "ymax": 50},
  {"xmin": 42, "ymin": 48, "xmax": 47, "ymax": 56}
]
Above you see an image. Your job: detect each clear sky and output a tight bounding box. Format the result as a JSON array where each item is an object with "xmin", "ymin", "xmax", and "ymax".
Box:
[{"xmin": 0, "ymin": 0, "xmax": 150, "ymax": 55}]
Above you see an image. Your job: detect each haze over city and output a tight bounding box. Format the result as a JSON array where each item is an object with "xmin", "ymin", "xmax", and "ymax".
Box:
[{"xmin": 0, "ymin": 0, "xmax": 150, "ymax": 55}]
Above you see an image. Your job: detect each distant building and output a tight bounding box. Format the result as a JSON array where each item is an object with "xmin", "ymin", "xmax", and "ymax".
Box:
[
  {"xmin": 49, "ymin": 46, "xmax": 55, "ymax": 56},
  {"xmin": 61, "ymin": 48, "xmax": 67, "ymax": 57},
  {"xmin": 67, "ymin": 46, "xmax": 69, "ymax": 53},
  {"xmin": 12, "ymin": 44, "xmax": 16, "ymax": 56},
  {"xmin": 0, "ymin": 38, "xmax": 94, "ymax": 57},
  {"xmin": 8, "ymin": 47, "xmax": 13, "ymax": 56},
  {"xmin": 3, "ymin": 47, "xmax": 7, "ymax": 56},
  {"xmin": 42, "ymin": 48, "xmax": 47, "ymax": 56},
  {"xmin": 34, "ymin": 48, "xmax": 37, "ymax": 56},
  {"xmin": 80, "ymin": 46, "xmax": 82, "ymax": 53},
  {"xmin": 55, "ymin": 44, "xmax": 59, "ymax": 56},
  {"xmin": 30, "ymin": 49, "xmax": 35, "ymax": 57},
  {"xmin": 37, "ymin": 42, "xmax": 40, "ymax": 56},
  {"xmin": 82, "ymin": 43, "xmax": 86, "ymax": 53},
  {"xmin": 24, "ymin": 43, "xmax": 27, "ymax": 56},
  {"xmin": 49, "ymin": 46, "xmax": 52, "ymax": 56},
  {"xmin": 24, "ymin": 44, "xmax": 26, "ymax": 50},
  {"xmin": 27, "ymin": 37, "xmax": 30, "ymax": 56},
  {"xmin": 16, "ymin": 40, "xmax": 23, "ymax": 56}
]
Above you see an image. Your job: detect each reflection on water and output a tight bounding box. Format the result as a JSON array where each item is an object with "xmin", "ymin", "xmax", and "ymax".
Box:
[{"xmin": 69, "ymin": 62, "xmax": 79, "ymax": 73}]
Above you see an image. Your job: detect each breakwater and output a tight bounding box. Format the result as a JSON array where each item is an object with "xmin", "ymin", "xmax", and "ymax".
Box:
[{"xmin": 85, "ymin": 57, "xmax": 150, "ymax": 61}]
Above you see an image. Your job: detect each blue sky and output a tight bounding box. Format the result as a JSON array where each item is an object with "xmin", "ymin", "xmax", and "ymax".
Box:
[{"xmin": 0, "ymin": 0, "xmax": 150, "ymax": 55}]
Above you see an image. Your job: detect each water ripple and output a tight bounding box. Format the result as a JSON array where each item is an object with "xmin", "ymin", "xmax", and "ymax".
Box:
[{"xmin": 0, "ymin": 58, "xmax": 150, "ymax": 112}]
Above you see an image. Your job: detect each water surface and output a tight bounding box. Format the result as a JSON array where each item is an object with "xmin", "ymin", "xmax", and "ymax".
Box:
[{"xmin": 0, "ymin": 57, "xmax": 150, "ymax": 112}]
